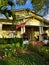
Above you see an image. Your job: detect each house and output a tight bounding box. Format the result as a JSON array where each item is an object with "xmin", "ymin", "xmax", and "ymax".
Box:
[{"xmin": 0, "ymin": 8, "xmax": 49, "ymax": 41}]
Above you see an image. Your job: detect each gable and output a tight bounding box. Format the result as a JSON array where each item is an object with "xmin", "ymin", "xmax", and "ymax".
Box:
[{"xmin": 0, "ymin": 8, "xmax": 49, "ymax": 27}]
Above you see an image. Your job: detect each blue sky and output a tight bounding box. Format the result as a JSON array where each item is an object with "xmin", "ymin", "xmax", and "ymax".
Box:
[
  {"xmin": 15, "ymin": 0, "xmax": 33, "ymax": 10},
  {"xmin": 7, "ymin": 0, "xmax": 33, "ymax": 10}
]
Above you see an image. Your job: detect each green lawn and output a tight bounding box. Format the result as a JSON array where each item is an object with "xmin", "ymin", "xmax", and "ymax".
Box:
[{"xmin": 0, "ymin": 52, "xmax": 49, "ymax": 65}]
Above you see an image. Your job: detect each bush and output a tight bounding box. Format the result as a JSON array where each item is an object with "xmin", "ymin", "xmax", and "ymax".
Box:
[
  {"xmin": 0, "ymin": 38, "xmax": 23, "ymax": 44},
  {"xmin": 28, "ymin": 44, "xmax": 49, "ymax": 60}
]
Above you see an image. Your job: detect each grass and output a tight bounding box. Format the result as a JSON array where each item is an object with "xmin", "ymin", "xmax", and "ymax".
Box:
[{"xmin": 0, "ymin": 52, "xmax": 49, "ymax": 65}]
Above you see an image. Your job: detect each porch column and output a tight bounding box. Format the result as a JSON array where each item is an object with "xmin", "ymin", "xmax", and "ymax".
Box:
[
  {"xmin": 21, "ymin": 26, "xmax": 25, "ymax": 34},
  {"xmin": 21, "ymin": 19, "xmax": 26, "ymax": 34},
  {"xmin": 39, "ymin": 26, "xmax": 43, "ymax": 41},
  {"xmin": 0, "ymin": 24, "xmax": 2, "ymax": 38},
  {"xmin": 48, "ymin": 28, "xmax": 49, "ymax": 36}
]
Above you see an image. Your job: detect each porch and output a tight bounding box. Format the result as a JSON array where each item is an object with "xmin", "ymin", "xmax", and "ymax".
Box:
[{"xmin": 0, "ymin": 24, "xmax": 49, "ymax": 42}]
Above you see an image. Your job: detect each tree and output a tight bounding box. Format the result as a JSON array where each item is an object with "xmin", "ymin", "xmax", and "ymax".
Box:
[
  {"xmin": 31, "ymin": 0, "xmax": 45, "ymax": 12},
  {"xmin": 31, "ymin": 0, "xmax": 49, "ymax": 15},
  {"xmin": 0, "ymin": 0, "xmax": 16, "ymax": 23},
  {"xmin": 16, "ymin": 0, "xmax": 26, "ymax": 5}
]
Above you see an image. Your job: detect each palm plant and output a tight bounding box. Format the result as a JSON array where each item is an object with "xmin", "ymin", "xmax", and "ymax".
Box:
[{"xmin": 0, "ymin": 0, "xmax": 16, "ymax": 23}]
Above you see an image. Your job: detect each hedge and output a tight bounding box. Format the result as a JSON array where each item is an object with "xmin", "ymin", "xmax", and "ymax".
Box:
[{"xmin": 0, "ymin": 38, "xmax": 23, "ymax": 44}]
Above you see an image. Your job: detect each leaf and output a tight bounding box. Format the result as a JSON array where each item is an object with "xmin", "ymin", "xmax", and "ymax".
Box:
[
  {"xmin": 16, "ymin": 0, "xmax": 27, "ymax": 5},
  {"xmin": 0, "ymin": 0, "xmax": 8, "ymax": 6},
  {"xmin": 31, "ymin": 0, "xmax": 46, "ymax": 12},
  {"xmin": 7, "ymin": 0, "xmax": 14, "ymax": 6}
]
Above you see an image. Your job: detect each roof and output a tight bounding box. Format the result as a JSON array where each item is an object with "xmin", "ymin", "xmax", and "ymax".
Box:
[{"xmin": 0, "ymin": 8, "xmax": 49, "ymax": 24}]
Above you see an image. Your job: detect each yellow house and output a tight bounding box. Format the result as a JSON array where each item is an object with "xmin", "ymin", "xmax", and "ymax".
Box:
[{"xmin": 0, "ymin": 8, "xmax": 49, "ymax": 41}]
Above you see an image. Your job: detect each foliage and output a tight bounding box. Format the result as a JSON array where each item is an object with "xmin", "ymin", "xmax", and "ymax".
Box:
[
  {"xmin": 0, "ymin": 0, "xmax": 15, "ymax": 7},
  {"xmin": 0, "ymin": 52, "xmax": 48, "ymax": 65},
  {"xmin": 31, "ymin": 0, "xmax": 46, "ymax": 12},
  {"xmin": 0, "ymin": 38, "xmax": 23, "ymax": 56},
  {"xmin": 0, "ymin": 0, "xmax": 8, "ymax": 6},
  {"xmin": 28, "ymin": 44, "xmax": 49, "ymax": 60},
  {"xmin": 0, "ymin": 43, "xmax": 49, "ymax": 65},
  {"xmin": 16, "ymin": 0, "xmax": 26, "ymax": 5},
  {"xmin": 0, "ymin": 38, "xmax": 23, "ymax": 44},
  {"xmin": 0, "ymin": 0, "xmax": 16, "ymax": 23},
  {"xmin": 0, "ymin": 59, "xmax": 9, "ymax": 65},
  {"xmin": 31, "ymin": 0, "xmax": 49, "ymax": 13}
]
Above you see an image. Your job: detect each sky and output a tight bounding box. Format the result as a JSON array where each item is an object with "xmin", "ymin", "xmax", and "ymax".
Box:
[
  {"xmin": 15, "ymin": 0, "xmax": 33, "ymax": 10},
  {"xmin": 7, "ymin": 0, "xmax": 33, "ymax": 10},
  {"xmin": 44, "ymin": 14, "xmax": 49, "ymax": 20}
]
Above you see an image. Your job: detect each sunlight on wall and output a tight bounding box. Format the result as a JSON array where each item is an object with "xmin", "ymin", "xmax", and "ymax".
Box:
[{"xmin": 26, "ymin": 18, "xmax": 40, "ymax": 26}]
